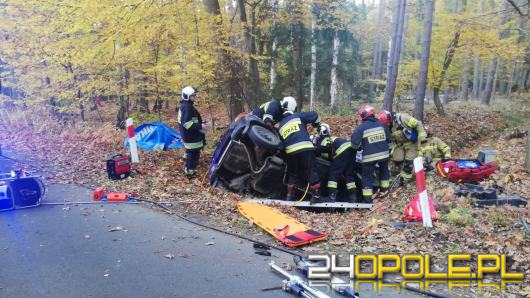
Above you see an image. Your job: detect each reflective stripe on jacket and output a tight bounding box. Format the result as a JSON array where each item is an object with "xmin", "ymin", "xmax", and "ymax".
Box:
[
  {"xmin": 419, "ymin": 137, "xmax": 451, "ymax": 161},
  {"xmin": 279, "ymin": 112, "xmax": 320, "ymax": 155},
  {"xmin": 351, "ymin": 117, "xmax": 391, "ymax": 163},
  {"xmin": 251, "ymin": 100, "xmax": 282, "ymax": 124},
  {"xmin": 393, "ymin": 113, "xmax": 427, "ymax": 144},
  {"xmin": 178, "ymin": 100, "xmax": 204, "ymax": 150},
  {"xmin": 315, "ymin": 136, "xmax": 353, "ymax": 161}
]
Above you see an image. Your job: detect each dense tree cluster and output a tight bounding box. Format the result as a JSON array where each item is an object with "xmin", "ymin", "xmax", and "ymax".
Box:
[{"xmin": 0, "ymin": 0, "xmax": 528, "ymax": 126}]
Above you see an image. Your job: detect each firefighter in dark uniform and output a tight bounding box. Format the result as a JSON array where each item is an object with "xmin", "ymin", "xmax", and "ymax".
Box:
[
  {"xmin": 351, "ymin": 105, "xmax": 391, "ymax": 203},
  {"xmin": 250, "ymin": 98, "xmax": 283, "ymax": 127},
  {"xmin": 278, "ymin": 96, "xmax": 322, "ymax": 203},
  {"xmin": 314, "ymin": 123, "xmax": 359, "ymax": 203},
  {"xmin": 178, "ymin": 86, "xmax": 205, "ymax": 177}
]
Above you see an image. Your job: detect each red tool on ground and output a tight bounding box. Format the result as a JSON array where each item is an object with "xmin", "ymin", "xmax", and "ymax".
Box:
[{"xmin": 92, "ymin": 187, "xmax": 131, "ymax": 202}]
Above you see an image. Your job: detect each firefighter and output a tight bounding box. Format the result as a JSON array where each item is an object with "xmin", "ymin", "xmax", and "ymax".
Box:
[
  {"xmin": 278, "ymin": 96, "xmax": 322, "ymax": 203},
  {"xmin": 419, "ymin": 125, "xmax": 451, "ymax": 170},
  {"xmin": 178, "ymin": 86, "xmax": 205, "ymax": 177},
  {"xmin": 314, "ymin": 123, "xmax": 359, "ymax": 203},
  {"xmin": 250, "ymin": 98, "xmax": 283, "ymax": 127},
  {"xmin": 351, "ymin": 105, "xmax": 391, "ymax": 203},
  {"xmin": 390, "ymin": 112, "xmax": 427, "ymax": 182}
]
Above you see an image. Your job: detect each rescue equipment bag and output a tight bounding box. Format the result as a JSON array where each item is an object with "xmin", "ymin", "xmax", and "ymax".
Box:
[{"xmin": 436, "ymin": 159, "xmax": 498, "ymax": 183}]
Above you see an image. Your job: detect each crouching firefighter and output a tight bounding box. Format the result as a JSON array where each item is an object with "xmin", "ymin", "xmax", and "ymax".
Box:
[
  {"xmin": 250, "ymin": 98, "xmax": 283, "ymax": 128},
  {"xmin": 419, "ymin": 126, "xmax": 451, "ymax": 170},
  {"xmin": 351, "ymin": 105, "xmax": 391, "ymax": 203},
  {"xmin": 278, "ymin": 97, "xmax": 322, "ymax": 203},
  {"xmin": 314, "ymin": 123, "xmax": 359, "ymax": 203},
  {"xmin": 178, "ymin": 86, "xmax": 206, "ymax": 177},
  {"xmin": 390, "ymin": 112, "xmax": 426, "ymax": 182}
]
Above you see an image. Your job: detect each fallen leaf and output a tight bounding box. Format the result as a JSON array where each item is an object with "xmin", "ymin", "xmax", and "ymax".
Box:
[{"xmin": 164, "ymin": 253, "xmax": 175, "ymax": 260}]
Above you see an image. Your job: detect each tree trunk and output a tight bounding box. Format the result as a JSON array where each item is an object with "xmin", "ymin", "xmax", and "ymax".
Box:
[
  {"xmin": 507, "ymin": 61, "xmax": 516, "ymax": 96},
  {"xmin": 269, "ymin": 0, "xmax": 279, "ymax": 93},
  {"xmin": 442, "ymin": 89, "xmax": 448, "ymax": 105},
  {"xmin": 370, "ymin": 0, "xmax": 385, "ymax": 94},
  {"xmin": 432, "ymin": 31, "xmax": 460, "ymax": 115},
  {"xmin": 204, "ymin": 0, "xmax": 244, "ymax": 120},
  {"xmin": 383, "ymin": 0, "xmax": 407, "ymax": 112},
  {"xmin": 386, "ymin": 0, "xmax": 400, "ymax": 79},
  {"xmin": 330, "ymin": 31, "xmax": 340, "ymax": 111},
  {"xmin": 309, "ymin": 0, "xmax": 317, "ymax": 111},
  {"xmin": 291, "ymin": 1, "xmax": 304, "ymax": 110},
  {"xmin": 414, "ymin": 0, "xmax": 434, "ymax": 121},
  {"xmin": 237, "ymin": 0, "xmax": 260, "ymax": 109},
  {"xmin": 481, "ymin": 58, "xmax": 498, "ymax": 105},
  {"xmin": 472, "ymin": 56, "xmax": 480, "ymax": 99},
  {"xmin": 462, "ymin": 60, "xmax": 469, "ymax": 101},
  {"xmin": 400, "ymin": 8, "xmax": 408, "ymax": 60}
]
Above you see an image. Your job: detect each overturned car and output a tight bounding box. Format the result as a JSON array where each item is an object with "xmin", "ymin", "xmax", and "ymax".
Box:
[{"xmin": 208, "ymin": 114, "xmax": 365, "ymax": 203}]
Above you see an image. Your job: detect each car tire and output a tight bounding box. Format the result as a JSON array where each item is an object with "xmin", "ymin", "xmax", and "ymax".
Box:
[{"xmin": 247, "ymin": 125, "xmax": 282, "ymax": 150}]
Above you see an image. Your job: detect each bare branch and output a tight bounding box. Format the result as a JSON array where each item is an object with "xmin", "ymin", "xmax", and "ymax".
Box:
[{"xmin": 505, "ymin": 0, "xmax": 529, "ymax": 17}]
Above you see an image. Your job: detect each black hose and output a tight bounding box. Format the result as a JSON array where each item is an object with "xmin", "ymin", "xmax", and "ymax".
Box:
[{"xmin": 1, "ymin": 151, "xmax": 456, "ymax": 298}]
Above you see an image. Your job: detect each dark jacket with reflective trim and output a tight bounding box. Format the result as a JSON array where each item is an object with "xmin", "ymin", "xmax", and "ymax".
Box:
[
  {"xmin": 178, "ymin": 100, "xmax": 204, "ymax": 149},
  {"xmin": 250, "ymin": 100, "xmax": 282, "ymax": 124},
  {"xmin": 315, "ymin": 136, "xmax": 353, "ymax": 161},
  {"xmin": 351, "ymin": 117, "xmax": 391, "ymax": 163},
  {"xmin": 279, "ymin": 112, "xmax": 320, "ymax": 155}
]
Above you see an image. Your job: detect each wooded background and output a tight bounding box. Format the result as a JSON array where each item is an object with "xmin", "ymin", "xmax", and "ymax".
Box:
[{"xmin": 0, "ymin": 0, "xmax": 528, "ymax": 126}]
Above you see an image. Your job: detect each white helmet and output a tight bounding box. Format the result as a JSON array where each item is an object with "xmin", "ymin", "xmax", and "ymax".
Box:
[
  {"xmin": 281, "ymin": 96, "xmax": 297, "ymax": 113},
  {"xmin": 182, "ymin": 86, "xmax": 197, "ymax": 101},
  {"xmin": 319, "ymin": 123, "xmax": 331, "ymax": 136}
]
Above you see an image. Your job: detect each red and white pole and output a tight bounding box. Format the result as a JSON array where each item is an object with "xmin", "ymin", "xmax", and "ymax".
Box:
[
  {"xmin": 126, "ymin": 118, "xmax": 139, "ymax": 163},
  {"xmin": 414, "ymin": 157, "xmax": 432, "ymax": 228}
]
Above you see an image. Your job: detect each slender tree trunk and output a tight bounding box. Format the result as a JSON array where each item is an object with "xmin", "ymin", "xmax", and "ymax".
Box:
[
  {"xmin": 383, "ymin": 0, "xmax": 407, "ymax": 111},
  {"xmin": 370, "ymin": 0, "xmax": 385, "ymax": 94},
  {"xmin": 269, "ymin": 0, "xmax": 279, "ymax": 93},
  {"xmin": 204, "ymin": 0, "xmax": 244, "ymax": 120},
  {"xmin": 479, "ymin": 62, "xmax": 485, "ymax": 97},
  {"xmin": 386, "ymin": 0, "xmax": 400, "ymax": 79},
  {"xmin": 443, "ymin": 89, "xmax": 449, "ymax": 104},
  {"xmin": 330, "ymin": 31, "xmax": 340, "ymax": 111},
  {"xmin": 309, "ymin": 0, "xmax": 317, "ymax": 111},
  {"xmin": 292, "ymin": 1, "xmax": 304, "ymax": 110},
  {"xmin": 507, "ymin": 61, "xmax": 516, "ymax": 96},
  {"xmin": 462, "ymin": 60, "xmax": 469, "ymax": 101},
  {"xmin": 433, "ymin": 31, "xmax": 461, "ymax": 115},
  {"xmin": 400, "ymin": 8, "xmax": 408, "ymax": 60},
  {"xmin": 237, "ymin": 0, "xmax": 260, "ymax": 109},
  {"xmin": 472, "ymin": 57, "xmax": 480, "ymax": 99},
  {"xmin": 481, "ymin": 58, "xmax": 498, "ymax": 105},
  {"xmin": 414, "ymin": 0, "xmax": 434, "ymax": 121}
]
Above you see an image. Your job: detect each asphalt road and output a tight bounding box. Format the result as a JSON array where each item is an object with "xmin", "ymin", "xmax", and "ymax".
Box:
[{"xmin": 0, "ymin": 153, "xmax": 422, "ymax": 298}]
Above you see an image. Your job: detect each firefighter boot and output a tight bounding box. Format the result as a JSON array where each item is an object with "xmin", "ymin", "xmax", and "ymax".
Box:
[
  {"xmin": 320, "ymin": 189, "xmax": 337, "ymax": 203},
  {"xmin": 309, "ymin": 183, "xmax": 322, "ymax": 205},
  {"xmin": 286, "ymin": 184, "xmax": 297, "ymax": 201},
  {"xmin": 347, "ymin": 189, "xmax": 359, "ymax": 203}
]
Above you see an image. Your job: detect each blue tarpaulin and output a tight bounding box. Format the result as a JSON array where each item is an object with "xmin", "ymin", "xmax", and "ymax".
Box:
[{"xmin": 124, "ymin": 122, "xmax": 183, "ymax": 151}]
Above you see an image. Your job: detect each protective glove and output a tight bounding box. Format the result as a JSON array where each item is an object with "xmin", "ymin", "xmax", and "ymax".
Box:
[{"xmin": 264, "ymin": 119, "xmax": 274, "ymax": 129}]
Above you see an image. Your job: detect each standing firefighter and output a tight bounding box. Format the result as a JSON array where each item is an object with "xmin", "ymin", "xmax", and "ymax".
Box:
[
  {"xmin": 178, "ymin": 86, "xmax": 205, "ymax": 177},
  {"xmin": 419, "ymin": 126, "xmax": 451, "ymax": 170},
  {"xmin": 278, "ymin": 97, "xmax": 322, "ymax": 203},
  {"xmin": 351, "ymin": 105, "xmax": 391, "ymax": 203},
  {"xmin": 314, "ymin": 123, "xmax": 359, "ymax": 203},
  {"xmin": 250, "ymin": 98, "xmax": 283, "ymax": 127},
  {"xmin": 390, "ymin": 112, "xmax": 427, "ymax": 182}
]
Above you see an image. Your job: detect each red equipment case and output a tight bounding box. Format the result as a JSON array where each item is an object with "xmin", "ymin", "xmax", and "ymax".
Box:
[{"xmin": 106, "ymin": 154, "xmax": 131, "ymax": 180}]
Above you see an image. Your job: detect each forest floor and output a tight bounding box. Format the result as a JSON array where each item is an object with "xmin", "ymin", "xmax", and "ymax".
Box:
[{"xmin": 0, "ymin": 97, "xmax": 529, "ymax": 297}]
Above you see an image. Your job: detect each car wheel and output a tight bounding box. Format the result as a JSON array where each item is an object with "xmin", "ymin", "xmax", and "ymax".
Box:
[{"xmin": 247, "ymin": 125, "xmax": 282, "ymax": 150}]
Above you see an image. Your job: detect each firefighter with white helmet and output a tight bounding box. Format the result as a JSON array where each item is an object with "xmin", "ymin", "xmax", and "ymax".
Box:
[
  {"xmin": 278, "ymin": 96, "xmax": 322, "ymax": 203},
  {"xmin": 314, "ymin": 123, "xmax": 359, "ymax": 203},
  {"xmin": 178, "ymin": 86, "xmax": 205, "ymax": 177}
]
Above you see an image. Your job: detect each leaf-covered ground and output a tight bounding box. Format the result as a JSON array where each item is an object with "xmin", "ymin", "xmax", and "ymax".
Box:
[{"xmin": 0, "ymin": 100, "xmax": 529, "ymax": 297}]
